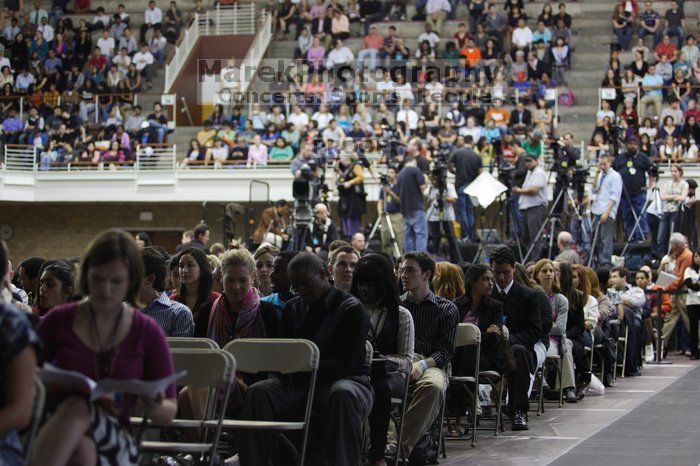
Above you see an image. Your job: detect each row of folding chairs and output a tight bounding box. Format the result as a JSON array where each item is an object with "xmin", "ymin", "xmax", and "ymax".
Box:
[
  {"xmin": 440, "ymin": 323, "xmax": 508, "ymax": 457},
  {"xmin": 137, "ymin": 337, "xmax": 320, "ymax": 466}
]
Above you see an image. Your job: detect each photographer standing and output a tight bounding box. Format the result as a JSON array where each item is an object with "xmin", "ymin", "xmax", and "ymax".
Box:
[
  {"xmin": 591, "ymin": 154, "xmax": 623, "ymax": 267},
  {"xmin": 396, "ymin": 155, "xmax": 428, "ymax": 253},
  {"xmin": 552, "ymin": 133, "xmax": 581, "ymax": 214},
  {"xmin": 449, "ymin": 135, "xmax": 483, "ymax": 242},
  {"xmin": 425, "ymin": 170, "xmax": 462, "ymax": 263},
  {"xmin": 379, "ymin": 165, "xmax": 405, "ymax": 256},
  {"xmin": 613, "ymin": 137, "xmax": 654, "ymax": 242},
  {"xmin": 335, "ymin": 151, "xmax": 367, "ymax": 239},
  {"xmin": 514, "ymin": 154, "xmax": 548, "ymax": 260}
]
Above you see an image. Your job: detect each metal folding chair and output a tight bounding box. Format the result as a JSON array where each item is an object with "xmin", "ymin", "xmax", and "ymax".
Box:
[
  {"xmin": 617, "ymin": 324, "xmax": 629, "ymax": 379},
  {"xmin": 167, "ymin": 337, "xmax": 220, "ymax": 350},
  {"xmin": 219, "ymin": 339, "xmax": 320, "ymax": 466},
  {"xmin": 443, "ymin": 323, "xmax": 481, "ymax": 448},
  {"xmin": 139, "ymin": 348, "xmax": 236, "ymax": 466}
]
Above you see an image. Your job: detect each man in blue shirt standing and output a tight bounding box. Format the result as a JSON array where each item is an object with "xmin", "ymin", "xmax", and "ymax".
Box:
[
  {"xmin": 591, "ymin": 154, "xmax": 623, "ymax": 267},
  {"xmin": 640, "ymin": 64, "xmax": 664, "ymax": 119}
]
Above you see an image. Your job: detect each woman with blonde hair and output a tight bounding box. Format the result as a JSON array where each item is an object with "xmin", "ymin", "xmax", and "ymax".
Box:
[
  {"xmin": 532, "ymin": 259, "xmax": 578, "ymax": 403},
  {"xmin": 433, "ymin": 262, "xmax": 465, "ymax": 302}
]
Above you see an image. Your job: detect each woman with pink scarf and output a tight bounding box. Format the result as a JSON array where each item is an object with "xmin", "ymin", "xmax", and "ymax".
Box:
[{"xmin": 206, "ymin": 246, "xmax": 278, "ymax": 349}]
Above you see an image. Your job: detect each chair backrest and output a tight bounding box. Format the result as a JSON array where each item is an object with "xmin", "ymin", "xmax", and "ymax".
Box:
[
  {"xmin": 23, "ymin": 376, "xmax": 46, "ymax": 462},
  {"xmin": 167, "ymin": 337, "xmax": 220, "ymax": 350},
  {"xmin": 170, "ymin": 349, "xmax": 236, "ymax": 387},
  {"xmin": 223, "ymin": 339, "xmax": 319, "ymax": 374},
  {"xmin": 365, "ymin": 340, "xmax": 373, "ymax": 368},
  {"xmin": 456, "ymin": 323, "xmax": 481, "ymax": 347}
]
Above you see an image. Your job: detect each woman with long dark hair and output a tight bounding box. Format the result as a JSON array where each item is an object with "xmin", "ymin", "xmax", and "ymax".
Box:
[
  {"xmin": 451, "ymin": 264, "xmax": 507, "ymax": 424},
  {"xmin": 173, "ymin": 247, "xmax": 219, "ymax": 336},
  {"xmin": 34, "ymin": 260, "xmax": 76, "ymax": 317},
  {"xmin": 351, "ymin": 254, "xmax": 413, "ymax": 466},
  {"xmin": 556, "ymin": 261, "xmax": 589, "ymax": 398},
  {"xmin": 335, "ymin": 151, "xmax": 366, "ymax": 239}
]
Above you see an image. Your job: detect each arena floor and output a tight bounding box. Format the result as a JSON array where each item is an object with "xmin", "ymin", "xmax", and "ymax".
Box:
[{"xmin": 441, "ymin": 355, "xmax": 700, "ymax": 465}]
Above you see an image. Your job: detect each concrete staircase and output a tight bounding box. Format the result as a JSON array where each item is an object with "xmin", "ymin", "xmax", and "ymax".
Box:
[{"xmin": 266, "ymin": 1, "xmax": 700, "ymax": 144}]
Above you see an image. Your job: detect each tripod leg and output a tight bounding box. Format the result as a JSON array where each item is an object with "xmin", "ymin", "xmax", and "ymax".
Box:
[{"xmin": 384, "ymin": 213, "xmax": 401, "ymax": 258}]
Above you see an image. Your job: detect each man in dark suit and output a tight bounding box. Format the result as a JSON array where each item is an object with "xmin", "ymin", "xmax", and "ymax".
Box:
[
  {"xmin": 239, "ymin": 253, "xmax": 373, "ymax": 466},
  {"xmin": 490, "ymin": 247, "xmax": 541, "ymax": 430},
  {"xmin": 311, "ymin": 9, "xmax": 333, "ymax": 47},
  {"xmin": 508, "ymin": 101, "xmax": 533, "ymax": 135}
]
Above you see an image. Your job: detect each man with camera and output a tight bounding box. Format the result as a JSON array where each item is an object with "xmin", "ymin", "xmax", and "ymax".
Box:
[
  {"xmin": 449, "ymin": 135, "xmax": 482, "ymax": 242},
  {"xmin": 396, "ymin": 155, "xmax": 428, "ymax": 253},
  {"xmin": 591, "ymin": 154, "xmax": 623, "ymax": 267},
  {"xmin": 305, "ymin": 202, "xmax": 339, "ymax": 256},
  {"xmin": 425, "ymin": 168, "xmax": 462, "ymax": 263},
  {"xmin": 513, "ymin": 154, "xmax": 548, "ymax": 261},
  {"xmin": 552, "ymin": 132, "xmax": 581, "ymax": 214},
  {"xmin": 612, "ymin": 137, "xmax": 655, "ymax": 242},
  {"xmin": 379, "ymin": 165, "xmax": 404, "ymax": 256}
]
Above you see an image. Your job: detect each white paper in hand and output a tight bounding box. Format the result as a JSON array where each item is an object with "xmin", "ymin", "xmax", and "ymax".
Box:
[
  {"xmin": 40, "ymin": 363, "xmax": 186, "ymax": 401},
  {"xmin": 463, "ymin": 172, "xmax": 508, "ymax": 208}
]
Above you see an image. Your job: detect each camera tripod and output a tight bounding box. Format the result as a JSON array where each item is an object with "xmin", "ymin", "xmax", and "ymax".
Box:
[
  {"xmin": 473, "ymin": 191, "xmax": 524, "ymax": 263},
  {"xmin": 619, "ymin": 185, "xmax": 660, "ymax": 258},
  {"xmin": 425, "ymin": 190, "xmax": 463, "ymax": 263},
  {"xmin": 366, "ymin": 209, "xmax": 401, "ymax": 258},
  {"xmin": 366, "ymin": 186, "xmax": 401, "ymax": 257},
  {"xmin": 523, "ymin": 185, "xmax": 592, "ymax": 263}
]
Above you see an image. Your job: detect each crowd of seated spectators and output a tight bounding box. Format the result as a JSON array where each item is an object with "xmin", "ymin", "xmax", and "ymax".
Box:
[
  {"xmin": 0, "ymin": 0, "xmax": 201, "ymax": 168},
  {"xmin": 189, "ymin": 1, "xmax": 577, "ymax": 169},
  {"xmin": 593, "ymin": 0, "xmax": 700, "ymax": 163},
  {"xmin": 3, "ymin": 222, "xmax": 698, "ymax": 465}
]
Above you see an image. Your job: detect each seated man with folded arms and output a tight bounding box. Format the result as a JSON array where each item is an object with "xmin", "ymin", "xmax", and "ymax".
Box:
[
  {"xmin": 239, "ymin": 253, "xmax": 373, "ymax": 466},
  {"xmin": 398, "ymin": 252, "xmax": 458, "ymax": 459}
]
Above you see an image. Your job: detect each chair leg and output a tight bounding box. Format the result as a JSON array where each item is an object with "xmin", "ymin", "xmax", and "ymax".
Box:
[
  {"xmin": 438, "ymin": 396, "xmax": 447, "ymax": 459},
  {"xmin": 557, "ymin": 358, "xmax": 564, "ymax": 408},
  {"xmin": 537, "ymin": 366, "xmax": 545, "ymax": 416},
  {"xmin": 494, "ymin": 379, "xmax": 505, "ymax": 436},
  {"xmin": 471, "ymin": 384, "xmax": 477, "ymax": 448}
]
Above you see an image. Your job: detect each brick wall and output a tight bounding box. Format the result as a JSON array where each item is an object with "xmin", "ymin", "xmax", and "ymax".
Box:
[{"xmin": 0, "ymin": 201, "xmax": 379, "ymax": 263}]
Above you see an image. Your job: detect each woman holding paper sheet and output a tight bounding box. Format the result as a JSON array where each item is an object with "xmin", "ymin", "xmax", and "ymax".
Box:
[{"xmin": 32, "ymin": 230, "xmax": 177, "ymax": 466}]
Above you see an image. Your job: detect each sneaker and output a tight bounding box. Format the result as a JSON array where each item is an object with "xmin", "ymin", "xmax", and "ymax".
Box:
[{"xmin": 224, "ymin": 454, "xmax": 240, "ymax": 466}]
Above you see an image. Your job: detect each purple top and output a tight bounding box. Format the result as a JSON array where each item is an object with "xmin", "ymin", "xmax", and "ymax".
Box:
[
  {"xmin": 306, "ymin": 46, "xmax": 326, "ymax": 68},
  {"xmin": 38, "ymin": 302, "xmax": 177, "ymax": 425}
]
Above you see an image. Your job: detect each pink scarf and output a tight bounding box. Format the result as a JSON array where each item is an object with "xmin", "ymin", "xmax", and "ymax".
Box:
[{"xmin": 207, "ymin": 288, "xmax": 265, "ymax": 348}]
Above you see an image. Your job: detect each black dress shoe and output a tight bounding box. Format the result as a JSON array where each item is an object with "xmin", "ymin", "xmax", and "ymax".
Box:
[
  {"xmin": 512, "ymin": 410, "xmax": 529, "ymax": 431},
  {"xmin": 564, "ymin": 388, "xmax": 578, "ymax": 403},
  {"xmin": 603, "ymin": 375, "xmax": 613, "ymax": 387}
]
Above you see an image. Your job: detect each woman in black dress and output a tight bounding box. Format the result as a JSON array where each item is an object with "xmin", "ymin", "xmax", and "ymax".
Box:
[
  {"xmin": 450, "ymin": 264, "xmax": 509, "ymax": 420},
  {"xmin": 335, "ymin": 150, "xmax": 366, "ymax": 239}
]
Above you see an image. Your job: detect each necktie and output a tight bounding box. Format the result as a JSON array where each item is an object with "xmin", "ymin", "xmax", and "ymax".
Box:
[
  {"xmin": 598, "ymin": 171, "xmax": 606, "ymax": 190},
  {"xmin": 499, "ymin": 290, "xmax": 507, "ymax": 302}
]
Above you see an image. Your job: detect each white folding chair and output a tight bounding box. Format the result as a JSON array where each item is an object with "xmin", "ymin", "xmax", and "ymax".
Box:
[
  {"xmin": 167, "ymin": 337, "xmax": 220, "ymax": 350},
  {"xmin": 444, "ymin": 323, "xmax": 481, "ymax": 448},
  {"xmin": 138, "ymin": 348, "xmax": 236, "ymax": 466},
  {"xmin": 218, "ymin": 339, "xmax": 320, "ymax": 466}
]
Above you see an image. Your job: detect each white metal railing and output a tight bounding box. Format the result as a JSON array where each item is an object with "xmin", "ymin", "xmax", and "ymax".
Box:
[
  {"xmin": 136, "ymin": 144, "xmax": 177, "ymax": 171},
  {"xmin": 238, "ymin": 10, "xmax": 272, "ymax": 95},
  {"xmin": 165, "ymin": 3, "xmax": 259, "ymax": 92},
  {"xmin": 3, "ymin": 145, "xmax": 36, "ymax": 172}
]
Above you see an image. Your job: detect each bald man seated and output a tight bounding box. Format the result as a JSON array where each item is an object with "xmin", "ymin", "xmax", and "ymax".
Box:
[
  {"xmin": 306, "ymin": 202, "xmax": 339, "ymax": 254},
  {"xmin": 238, "ymin": 253, "xmax": 373, "ymax": 466},
  {"xmin": 554, "ymin": 231, "xmax": 581, "ymax": 264}
]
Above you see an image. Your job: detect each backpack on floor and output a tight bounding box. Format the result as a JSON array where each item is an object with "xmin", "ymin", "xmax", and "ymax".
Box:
[{"xmin": 558, "ymin": 88, "xmax": 577, "ymax": 107}]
